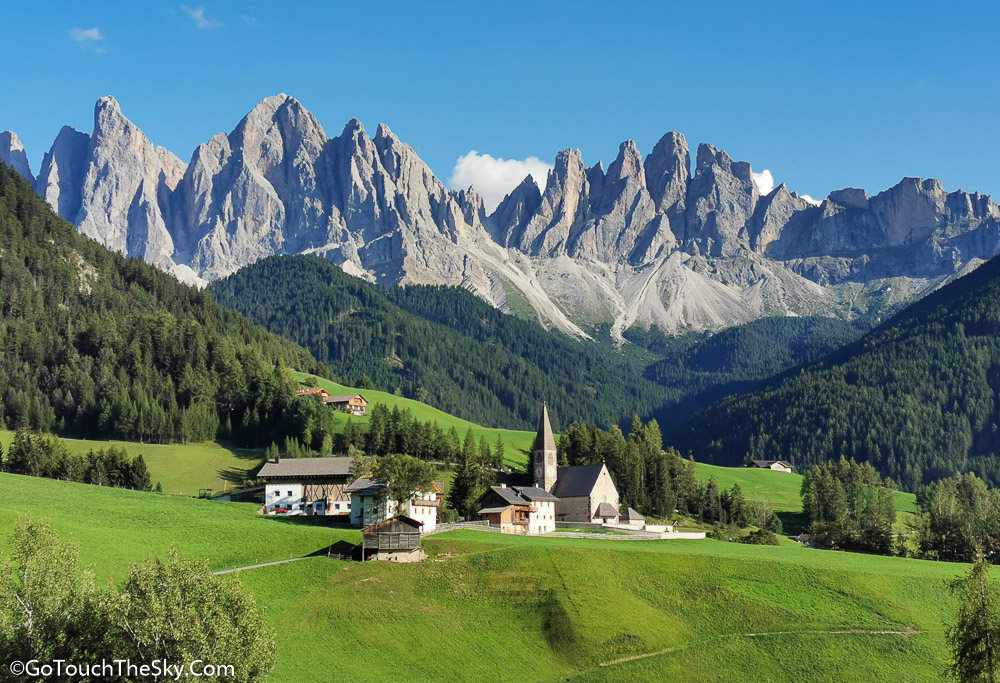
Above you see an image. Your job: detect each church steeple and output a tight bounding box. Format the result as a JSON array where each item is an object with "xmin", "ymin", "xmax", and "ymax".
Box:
[{"xmin": 533, "ymin": 403, "xmax": 558, "ymax": 492}]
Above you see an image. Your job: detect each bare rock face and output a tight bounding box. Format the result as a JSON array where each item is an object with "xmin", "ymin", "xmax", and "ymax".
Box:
[
  {"xmin": 14, "ymin": 94, "xmax": 1000, "ymax": 341},
  {"xmin": 568, "ymin": 140, "xmax": 659, "ymax": 262},
  {"xmin": 513, "ymin": 149, "xmax": 592, "ymax": 256},
  {"xmin": 65, "ymin": 97, "xmax": 181, "ymax": 269},
  {"xmin": 0, "ymin": 131, "xmax": 33, "ymax": 183},
  {"xmin": 644, "ymin": 131, "xmax": 689, "ymax": 223},
  {"xmin": 35, "ymin": 126, "xmax": 91, "ymax": 219},
  {"xmin": 488, "ymin": 175, "xmax": 542, "ymax": 247},
  {"xmin": 684, "ymin": 143, "xmax": 759, "ymax": 257}
]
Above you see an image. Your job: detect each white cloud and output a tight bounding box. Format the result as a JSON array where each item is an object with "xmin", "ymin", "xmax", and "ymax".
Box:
[
  {"xmin": 751, "ymin": 168, "xmax": 775, "ymax": 196},
  {"xmin": 241, "ymin": 14, "xmax": 259, "ymax": 25},
  {"xmin": 449, "ymin": 150, "xmax": 552, "ymax": 213},
  {"xmin": 800, "ymin": 194, "xmax": 823, "ymax": 207},
  {"xmin": 181, "ymin": 5, "xmax": 222, "ymax": 29},
  {"xmin": 69, "ymin": 27, "xmax": 105, "ymax": 52}
]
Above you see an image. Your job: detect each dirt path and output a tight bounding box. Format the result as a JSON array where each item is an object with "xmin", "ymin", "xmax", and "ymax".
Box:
[
  {"xmin": 212, "ymin": 556, "xmax": 310, "ymax": 575},
  {"xmin": 598, "ymin": 627, "xmax": 925, "ymax": 668}
]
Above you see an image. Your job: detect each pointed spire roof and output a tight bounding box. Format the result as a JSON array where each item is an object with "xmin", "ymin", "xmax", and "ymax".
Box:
[{"xmin": 532, "ymin": 403, "xmax": 556, "ymax": 452}]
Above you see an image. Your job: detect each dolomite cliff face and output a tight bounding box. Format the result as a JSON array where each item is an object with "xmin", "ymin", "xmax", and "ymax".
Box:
[{"xmin": 7, "ymin": 95, "xmax": 1000, "ymax": 339}]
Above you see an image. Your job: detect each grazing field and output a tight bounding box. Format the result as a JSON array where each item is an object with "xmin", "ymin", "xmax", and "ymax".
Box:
[
  {"xmin": 0, "ymin": 473, "xmax": 971, "ymax": 681},
  {"xmin": 241, "ymin": 530, "xmax": 964, "ymax": 682},
  {"xmin": 0, "ymin": 430, "xmax": 264, "ymax": 496},
  {"xmin": 0, "ymin": 473, "xmax": 340, "ymax": 578},
  {"xmin": 692, "ymin": 461, "xmax": 918, "ymax": 534},
  {"xmin": 292, "ymin": 370, "xmax": 538, "ymax": 466}
]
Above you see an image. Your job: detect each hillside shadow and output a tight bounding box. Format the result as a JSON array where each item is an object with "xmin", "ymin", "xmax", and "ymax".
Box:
[
  {"xmin": 216, "ymin": 446, "xmax": 267, "ymax": 485},
  {"xmin": 777, "ymin": 511, "xmax": 808, "ymax": 536},
  {"xmin": 324, "ymin": 540, "xmax": 359, "ymax": 559}
]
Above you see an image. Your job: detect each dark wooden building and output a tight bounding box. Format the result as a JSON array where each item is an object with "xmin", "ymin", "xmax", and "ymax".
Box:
[{"xmin": 361, "ymin": 516, "xmax": 426, "ymax": 562}]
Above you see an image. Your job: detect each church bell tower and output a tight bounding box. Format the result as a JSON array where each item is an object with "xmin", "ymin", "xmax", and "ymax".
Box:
[{"xmin": 532, "ymin": 403, "xmax": 558, "ymax": 492}]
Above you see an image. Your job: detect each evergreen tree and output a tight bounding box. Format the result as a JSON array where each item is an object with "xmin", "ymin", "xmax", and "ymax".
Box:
[
  {"xmin": 493, "ymin": 433, "xmax": 505, "ymax": 470},
  {"xmin": 129, "ymin": 455, "xmax": 152, "ymax": 492},
  {"xmin": 948, "ymin": 553, "xmax": 1000, "ymax": 682}
]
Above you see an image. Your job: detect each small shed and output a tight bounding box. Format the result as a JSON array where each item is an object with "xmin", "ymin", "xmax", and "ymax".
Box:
[
  {"xmin": 361, "ymin": 516, "xmax": 425, "ymax": 562},
  {"xmin": 594, "ymin": 501, "xmax": 620, "ymax": 525}
]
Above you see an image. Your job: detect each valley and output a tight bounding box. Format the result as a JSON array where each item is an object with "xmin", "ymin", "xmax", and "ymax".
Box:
[{"xmin": 2, "ymin": 7, "xmax": 999, "ymax": 678}]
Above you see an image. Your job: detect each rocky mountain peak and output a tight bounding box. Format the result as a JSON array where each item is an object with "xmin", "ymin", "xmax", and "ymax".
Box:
[
  {"xmin": 0, "ymin": 131, "xmax": 33, "ymax": 182},
  {"xmin": 20, "ymin": 95, "xmax": 1000, "ymax": 340},
  {"xmin": 608, "ymin": 140, "xmax": 644, "ymax": 182},
  {"xmin": 644, "ymin": 131, "xmax": 689, "ymax": 219},
  {"xmin": 685, "ymin": 143, "xmax": 758, "ymax": 255}
]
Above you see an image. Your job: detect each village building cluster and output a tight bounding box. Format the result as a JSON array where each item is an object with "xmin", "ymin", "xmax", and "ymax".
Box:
[{"xmin": 260, "ymin": 395, "xmax": 671, "ymax": 545}]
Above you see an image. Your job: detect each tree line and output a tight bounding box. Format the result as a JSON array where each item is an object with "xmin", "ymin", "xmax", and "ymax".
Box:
[
  {"xmin": 800, "ymin": 457, "xmax": 896, "ymax": 554},
  {"xmin": 208, "ymin": 254, "xmax": 678, "ymax": 432},
  {"xmin": 0, "ymin": 431, "xmax": 154, "ymax": 492}
]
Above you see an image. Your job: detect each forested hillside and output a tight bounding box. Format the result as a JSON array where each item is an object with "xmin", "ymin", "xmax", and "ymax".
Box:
[
  {"xmin": 210, "ymin": 254, "xmax": 865, "ymax": 432},
  {"xmin": 0, "ymin": 164, "xmax": 324, "ymax": 446},
  {"xmin": 210, "ymin": 255, "xmax": 672, "ymax": 430},
  {"xmin": 672, "ymin": 255, "xmax": 1000, "ymax": 490}
]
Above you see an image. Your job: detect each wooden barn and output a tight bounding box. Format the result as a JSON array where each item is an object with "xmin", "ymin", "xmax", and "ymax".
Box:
[{"xmin": 361, "ymin": 516, "xmax": 426, "ymax": 562}]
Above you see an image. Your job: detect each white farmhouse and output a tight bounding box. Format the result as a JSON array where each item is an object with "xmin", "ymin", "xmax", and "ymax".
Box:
[
  {"xmin": 346, "ymin": 477, "xmax": 443, "ymax": 531},
  {"xmin": 476, "ymin": 484, "xmax": 559, "ymax": 534},
  {"xmin": 258, "ymin": 457, "xmax": 353, "ymax": 516}
]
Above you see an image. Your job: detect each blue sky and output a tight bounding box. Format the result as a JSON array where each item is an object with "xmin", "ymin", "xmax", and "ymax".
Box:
[{"xmin": 3, "ymin": 1, "xmax": 998, "ymax": 209}]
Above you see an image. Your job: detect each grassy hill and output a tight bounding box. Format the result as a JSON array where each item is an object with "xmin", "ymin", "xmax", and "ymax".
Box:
[
  {"xmin": 0, "ymin": 430, "xmax": 262, "ymax": 496},
  {"xmin": 0, "ymin": 472, "xmax": 967, "ymax": 681},
  {"xmin": 0, "ymin": 370, "xmax": 539, "ymax": 492},
  {"xmin": 245, "ymin": 531, "xmax": 962, "ymax": 681},
  {"xmin": 293, "ymin": 371, "xmax": 537, "ymax": 467},
  {"xmin": 0, "ymin": 473, "xmax": 339, "ymax": 577}
]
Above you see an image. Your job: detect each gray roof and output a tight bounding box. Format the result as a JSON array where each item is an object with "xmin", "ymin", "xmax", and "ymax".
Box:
[
  {"xmin": 345, "ymin": 477, "xmax": 385, "ymax": 496},
  {"xmin": 532, "ymin": 403, "xmax": 557, "ymax": 453},
  {"xmin": 486, "ymin": 486, "xmax": 527, "ymax": 506},
  {"xmin": 258, "ymin": 457, "xmax": 352, "ymax": 479},
  {"xmin": 325, "ymin": 394, "xmax": 367, "ymax": 403},
  {"xmin": 478, "ymin": 506, "xmax": 515, "ymax": 515},
  {"xmin": 551, "ymin": 464, "xmax": 606, "ymax": 499},
  {"xmin": 595, "ymin": 502, "xmax": 619, "ymax": 518},
  {"xmin": 750, "ymin": 459, "xmax": 793, "ymax": 469},
  {"xmin": 620, "ymin": 506, "xmax": 645, "ymax": 521},
  {"xmin": 512, "ymin": 485, "xmax": 559, "ymax": 502}
]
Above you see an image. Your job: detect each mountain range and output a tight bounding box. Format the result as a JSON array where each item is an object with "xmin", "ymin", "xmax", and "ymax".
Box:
[{"xmin": 4, "ymin": 95, "xmax": 999, "ymax": 340}]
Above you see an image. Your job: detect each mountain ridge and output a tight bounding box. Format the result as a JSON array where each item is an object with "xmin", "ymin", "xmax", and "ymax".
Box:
[
  {"xmin": 670, "ymin": 250, "xmax": 1000, "ymax": 490},
  {"xmin": 4, "ymin": 94, "xmax": 999, "ymax": 340}
]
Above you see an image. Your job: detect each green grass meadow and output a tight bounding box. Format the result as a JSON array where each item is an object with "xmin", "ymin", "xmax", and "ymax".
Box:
[
  {"xmin": 0, "ymin": 430, "xmax": 263, "ymax": 496},
  {"xmin": 0, "ymin": 471, "xmax": 972, "ymax": 681}
]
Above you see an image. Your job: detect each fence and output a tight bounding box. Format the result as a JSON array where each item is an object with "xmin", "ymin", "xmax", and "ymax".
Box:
[{"xmin": 421, "ymin": 521, "xmax": 496, "ymax": 536}]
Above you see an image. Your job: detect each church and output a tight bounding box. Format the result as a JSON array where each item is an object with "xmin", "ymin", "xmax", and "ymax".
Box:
[
  {"xmin": 532, "ymin": 404, "xmax": 622, "ymax": 525},
  {"xmin": 477, "ymin": 404, "xmax": 622, "ymax": 531}
]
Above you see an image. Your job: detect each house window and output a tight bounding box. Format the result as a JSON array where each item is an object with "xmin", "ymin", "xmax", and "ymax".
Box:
[{"xmin": 287, "ymin": 491, "xmax": 293, "ymax": 497}]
